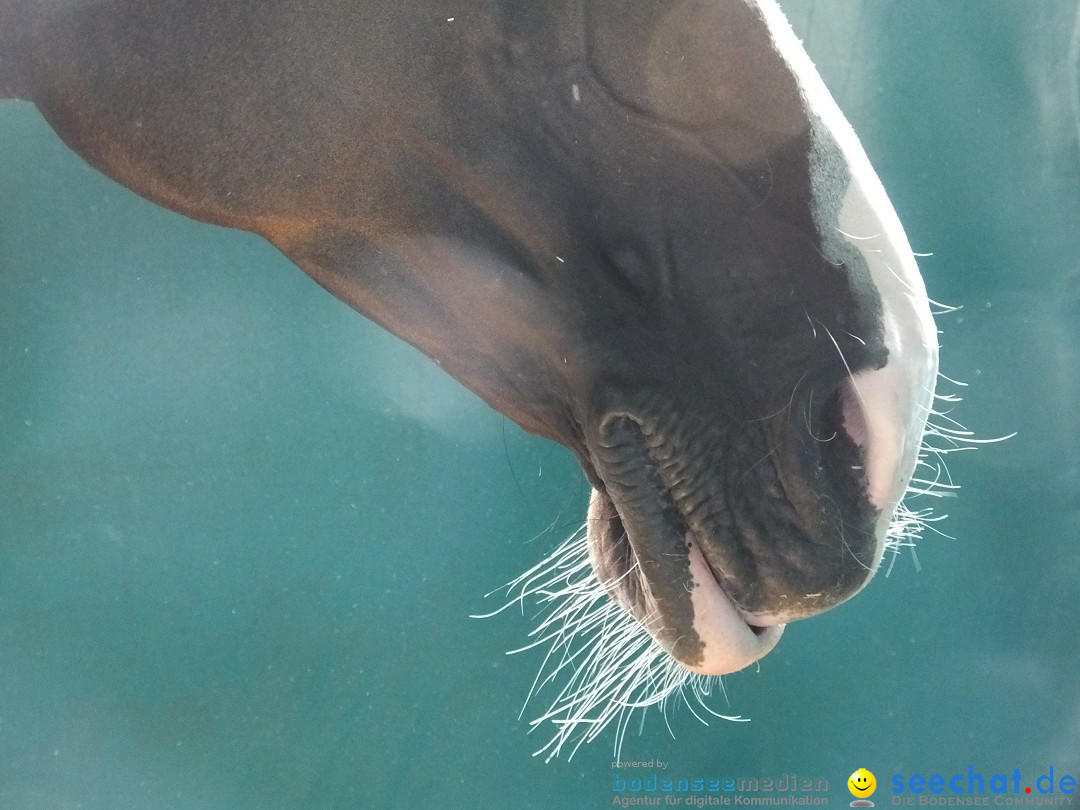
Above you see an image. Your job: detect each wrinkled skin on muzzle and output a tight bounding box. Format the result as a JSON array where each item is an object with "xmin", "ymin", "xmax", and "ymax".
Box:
[{"xmin": 3, "ymin": 0, "xmax": 938, "ymax": 674}]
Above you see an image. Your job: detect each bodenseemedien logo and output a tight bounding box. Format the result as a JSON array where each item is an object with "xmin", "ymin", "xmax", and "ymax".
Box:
[{"xmin": 849, "ymin": 768, "xmax": 877, "ymax": 807}]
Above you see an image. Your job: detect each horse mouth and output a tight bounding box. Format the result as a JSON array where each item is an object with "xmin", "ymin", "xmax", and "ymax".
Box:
[
  {"xmin": 586, "ymin": 484, "xmax": 784, "ymax": 676},
  {"xmin": 585, "ymin": 414, "xmax": 790, "ymax": 676},
  {"xmin": 583, "ymin": 374, "xmax": 895, "ymax": 676}
]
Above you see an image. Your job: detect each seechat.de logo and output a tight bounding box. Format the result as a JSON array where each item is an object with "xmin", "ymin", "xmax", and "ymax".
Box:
[{"xmin": 891, "ymin": 766, "xmax": 1076, "ymax": 804}]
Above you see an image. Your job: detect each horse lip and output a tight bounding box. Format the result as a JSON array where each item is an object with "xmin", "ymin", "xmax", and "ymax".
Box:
[
  {"xmin": 587, "ymin": 418, "xmax": 785, "ymax": 674},
  {"xmin": 682, "ymin": 535, "xmax": 785, "ymax": 673}
]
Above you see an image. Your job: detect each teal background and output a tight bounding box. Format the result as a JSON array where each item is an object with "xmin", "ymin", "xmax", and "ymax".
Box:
[{"xmin": 2, "ymin": 1, "xmax": 1078, "ymax": 807}]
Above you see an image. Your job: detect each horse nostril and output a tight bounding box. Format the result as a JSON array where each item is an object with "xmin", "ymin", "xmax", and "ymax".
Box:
[
  {"xmin": 838, "ymin": 378, "xmax": 870, "ymax": 451},
  {"xmin": 809, "ymin": 382, "xmax": 871, "ymax": 499}
]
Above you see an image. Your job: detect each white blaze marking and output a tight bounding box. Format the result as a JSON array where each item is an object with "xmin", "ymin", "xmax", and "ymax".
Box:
[{"xmin": 756, "ymin": 0, "xmax": 940, "ymax": 572}]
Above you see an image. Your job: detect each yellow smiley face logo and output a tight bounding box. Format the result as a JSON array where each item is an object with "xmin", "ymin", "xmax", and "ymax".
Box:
[{"xmin": 848, "ymin": 768, "xmax": 877, "ymax": 798}]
